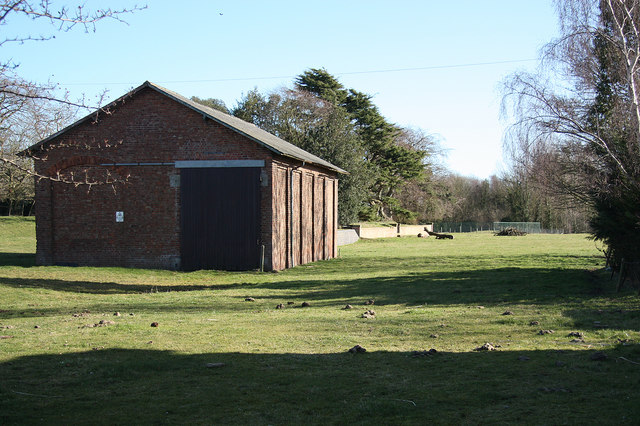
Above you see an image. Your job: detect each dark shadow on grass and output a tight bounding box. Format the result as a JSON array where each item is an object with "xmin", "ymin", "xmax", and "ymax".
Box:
[
  {"xmin": 4, "ymin": 266, "xmax": 636, "ymax": 333},
  {"xmin": 0, "ymin": 302, "xmax": 245, "ymax": 320},
  {"xmin": 295, "ymin": 253, "xmax": 604, "ymax": 277},
  {"xmin": 0, "ymin": 252, "xmax": 35, "ymax": 267},
  {"xmin": 0, "ymin": 276, "xmax": 244, "ymax": 295},
  {"xmin": 259, "ymin": 267, "xmax": 608, "ymax": 307},
  {"xmin": 1, "ymin": 346, "xmax": 638, "ymax": 425},
  {"xmin": 0, "ymin": 261, "xmax": 603, "ymax": 306},
  {"xmin": 0, "ymin": 276, "xmax": 250, "ymax": 319},
  {"xmin": 562, "ymin": 306, "xmax": 640, "ymax": 333}
]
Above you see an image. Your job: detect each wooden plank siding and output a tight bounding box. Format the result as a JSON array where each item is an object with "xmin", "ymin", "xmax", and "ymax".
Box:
[
  {"xmin": 292, "ymin": 170, "xmax": 302, "ymax": 267},
  {"xmin": 313, "ymin": 175, "xmax": 323, "ymax": 261},
  {"xmin": 181, "ymin": 167, "xmax": 261, "ymax": 271},
  {"xmin": 272, "ymin": 166, "xmax": 288, "ymax": 271},
  {"xmin": 270, "ymin": 162, "xmax": 338, "ymax": 270},
  {"xmin": 301, "ymin": 172, "xmax": 314, "ymax": 265},
  {"xmin": 333, "ymin": 179, "xmax": 339, "ymax": 258},
  {"xmin": 325, "ymin": 178, "xmax": 334, "ymax": 260}
]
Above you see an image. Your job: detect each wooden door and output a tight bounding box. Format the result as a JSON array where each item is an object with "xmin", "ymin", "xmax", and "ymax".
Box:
[{"xmin": 181, "ymin": 167, "xmax": 261, "ymax": 271}]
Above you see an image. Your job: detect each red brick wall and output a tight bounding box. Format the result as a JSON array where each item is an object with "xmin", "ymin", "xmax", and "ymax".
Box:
[
  {"xmin": 43, "ymin": 166, "xmax": 180, "ymax": 268},
  {"xmin": 32, "ymin": 86, "xmax": 339, "ymax": 270},
  {"xmin": 34, "ymin": 87, "xmax": 276, "ymax": 270}
]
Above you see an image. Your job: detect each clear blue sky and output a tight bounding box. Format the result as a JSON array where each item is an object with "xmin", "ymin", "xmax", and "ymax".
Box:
[{"xmin": 5, "ymin": 1, "xmax": 559, "ymax": 179}]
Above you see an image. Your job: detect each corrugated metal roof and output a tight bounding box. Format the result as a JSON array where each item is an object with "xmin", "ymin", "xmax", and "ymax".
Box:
[{"xmin": 25, "ymin": 81, "xmax": 347, "ymax": 174}]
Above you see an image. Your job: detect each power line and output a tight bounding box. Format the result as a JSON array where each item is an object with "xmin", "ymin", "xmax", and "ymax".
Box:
[
  {"xmin": 335, "ymin": 58, "xmax": 537, "ymax": 76},
  {"xmin": 61, "ymin": 58, "xmax": 537, "ymax": 87}
]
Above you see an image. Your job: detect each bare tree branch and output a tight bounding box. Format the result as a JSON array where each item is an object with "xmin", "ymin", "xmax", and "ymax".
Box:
[
  {"xmin": 503, "ymin": 0, "xmax": 640, "ymax": 265},
  {"xmin": 0, "ymin": 1, "xmax": 145, "ymax": 194}
]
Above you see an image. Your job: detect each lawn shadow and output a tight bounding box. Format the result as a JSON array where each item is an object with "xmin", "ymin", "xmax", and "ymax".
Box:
[
  {"xmin": 1, "ymin": 346, "xmax": 638, "ymax": 425},
  {"xmin": 562, "ymin": 306, "xmax": 640, "ymax": 333},
  {"xmin": 298, "ymin": 253, "xmax": 604, "ymax": 279},
  {"xmin": 261, "ymin": 265, "xmax": 640, "ymax": 332},
  {"xmin": 4, "ymin": 263, "xmax": 636, "ymax": 329},
  {"xmin": 0, "ymin": 252, "xmax": 35, "ymax": 267},
  {"xmin": 0, "ymin": 276, "xmax": 242, "ymax": 295},
  {"xmin": 260, "ymin": 266, "xmax": 609, "ymax": 307}
]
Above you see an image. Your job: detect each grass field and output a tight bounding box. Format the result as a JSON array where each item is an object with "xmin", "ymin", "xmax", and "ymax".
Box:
[{"xmin": 1, "ymin": 217, "xmax": 639, "ymax": 425}]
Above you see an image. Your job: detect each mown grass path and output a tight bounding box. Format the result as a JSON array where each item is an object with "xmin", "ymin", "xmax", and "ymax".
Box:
[{"xmin": 1, "ymin": 218, "xmax": 638, "ymax": 424}]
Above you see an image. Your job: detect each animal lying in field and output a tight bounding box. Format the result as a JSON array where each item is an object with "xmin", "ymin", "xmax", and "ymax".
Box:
[{"xmin": 424, "ymin": 227, "xmax": 454, "ymax": 239}]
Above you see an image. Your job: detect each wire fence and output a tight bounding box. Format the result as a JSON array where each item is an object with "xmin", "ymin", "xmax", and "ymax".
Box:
[
  {"xmin": 493, "ymin": 222, "xmax": 541, "ymax": 234},
  {"xmin": 431, "ymin": 221, "xmax": 571, "ymax": 234},
  {"xmin": 432, "ymin": 222, "xmax": 493, "ymax": 233}
]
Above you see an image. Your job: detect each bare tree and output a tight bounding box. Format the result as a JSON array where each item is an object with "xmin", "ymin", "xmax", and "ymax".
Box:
[
  {"xmin": 0, "ymin": 91, "xmax": 78, "ymax": 213},
  {"xmin": 503, "ymin": 0, "xmax": 640, "ymax": 265},
  {"xmin": 0, "ymin": 1, "xmax": 145, "ymax": 189}
]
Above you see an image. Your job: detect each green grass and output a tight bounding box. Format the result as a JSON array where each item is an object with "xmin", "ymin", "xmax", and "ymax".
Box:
[
  {"xmin": 1, "ymin": 217, "xmax": 639, "ymax": 425},
  {"xmin": 0, "ymin": 216, "xmax": 36, "ymax": 267}
]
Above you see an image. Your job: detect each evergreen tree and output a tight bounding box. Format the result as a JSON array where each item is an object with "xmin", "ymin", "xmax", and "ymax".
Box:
[
  {"xmin": 233, "ymin": 88, "xmax": 369, "ymax": 225},
  {"xmin": 296, "ymin": 68, "xmax": 347, "ymax": 105},
  {"xmin": 296, "ymin": 68, "xmax": 427, "ymax": 219},
  {"xmin": 191, "ymin": 97, "xmax": 230, "ymax": 114}
]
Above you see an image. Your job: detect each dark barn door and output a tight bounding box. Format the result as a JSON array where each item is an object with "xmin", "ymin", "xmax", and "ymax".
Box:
[{"xmin": 181, "ymin": 167, "xmax": 261, "ymax": 271}]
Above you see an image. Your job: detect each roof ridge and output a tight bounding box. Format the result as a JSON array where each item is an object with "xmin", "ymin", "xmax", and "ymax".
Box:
[
  {"xmin": 24, "ymin": 81, "xmax": 347, "ymax": 174},
  {"xmin": 144, "ymin": 81, "xmax": 347, "ymax": 174}
]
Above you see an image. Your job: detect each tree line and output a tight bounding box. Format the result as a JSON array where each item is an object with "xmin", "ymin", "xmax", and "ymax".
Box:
[
  {"xmin": 3, "ymin": 65, "xmax": 592, "ymax": 232},
  {"xmin": 191, "ymin": 68, "xmax": 591, "ymax": 230}
]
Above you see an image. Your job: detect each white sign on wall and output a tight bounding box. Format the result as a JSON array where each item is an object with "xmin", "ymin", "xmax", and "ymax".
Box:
[{"xmin": 115, "ymin": 211, "xmax": 124, "ymax": 223}]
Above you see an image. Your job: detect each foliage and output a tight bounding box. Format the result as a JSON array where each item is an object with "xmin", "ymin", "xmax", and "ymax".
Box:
[
  {"xmin": 0, "ymin": 141, "xmax": 33, "ymax": 215},
  {"xmin": 191, "ymin": 96, "xmax": 229, "ymax": 114},
  {"xmin": 233, "ymin": 88, "xmax": 370, "ymax": 225},
  {"xmin": 404, "ymin": 170, "xmax": 591, "ymax": 232},
  {"xmin": 0, "ymin": 94, "xmax": 76, "ymax": 215},
  {"xmin": 503, "ymin": 0, "xmax": 640, "ymax": 266},
  {"xmin": 583, "ymin": 0, "xmax": 640, "ymax": 266},
  {"xmin": 294, "ymin": 68, "xmax": 347, "ymax": 105},
  {"xmin": 0, "ymin": 1, "xmax": 145, "ymax": 191},
  {"xmin": 1, "ymin": 218, "xmax": 638, "ymax": 424},
  {"xmin": 296, "ymin": 68, "xmax": 431, "ymax": 219},
  {"xmin": 382, "ymin": 196, "xmax": 417, "ymax": 224}
]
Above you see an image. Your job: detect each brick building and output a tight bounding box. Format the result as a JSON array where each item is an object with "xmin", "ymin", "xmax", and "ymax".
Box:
[{"xmin": 25, "ymin": 81, "xmax": 345, "ymax": 271}]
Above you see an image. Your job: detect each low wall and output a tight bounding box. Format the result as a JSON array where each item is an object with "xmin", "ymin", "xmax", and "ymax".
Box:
[
  {"xmin": 352, "ymin": 225, "xmax": 397, "ymax": 239},
  {"xmin": 337, "ymin": 229, "xmax": 359, "ymax": 246},
  {"xmin": 398, "ymin": 224, "xmax": 433, "ymax": 236},
  {"xmin": 351, "ymin": 223, "xmax": 434, "ymax": 239}
]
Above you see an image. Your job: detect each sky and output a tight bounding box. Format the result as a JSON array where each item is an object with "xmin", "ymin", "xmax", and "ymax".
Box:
[{"xmin": 4, "ymin": 1, "xmax": 560, "ymax": 179}]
